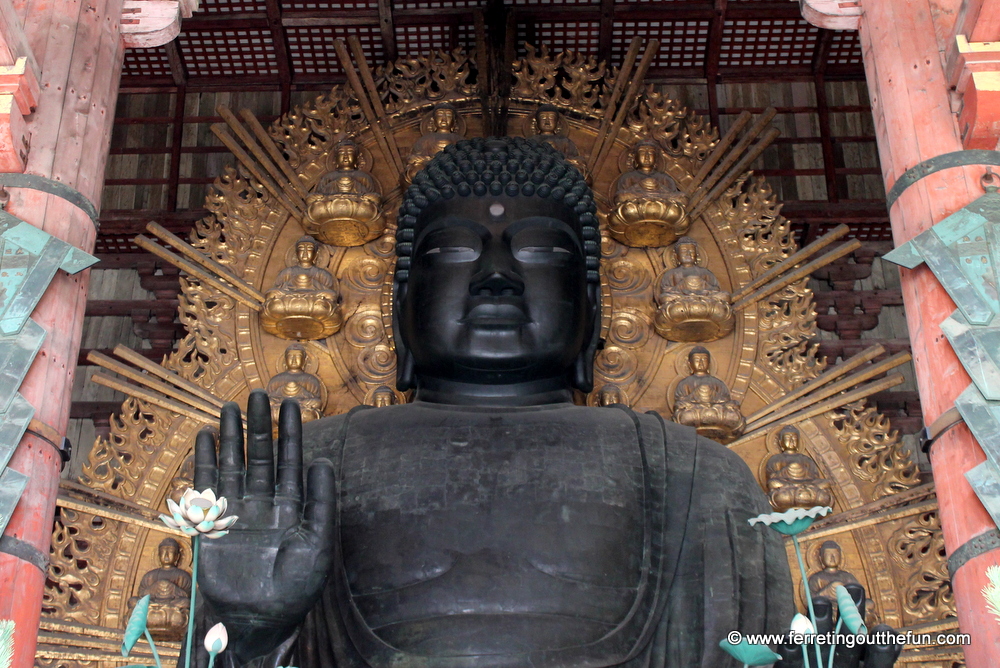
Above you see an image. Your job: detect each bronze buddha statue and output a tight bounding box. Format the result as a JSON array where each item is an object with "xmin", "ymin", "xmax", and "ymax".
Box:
[
  {"xmin": 672, "ymin": 346, "xmax": 746, "ymax": 443},
  {"xmin": 765, "ymin": 424, "xmax": 835, "ymax": 512},
  {"xmin": 653, "ymin": 237, "xmax": 734, "ymax": 342},
  {"xmin": 305, "ymin": 139, "xmax": 385, "ymax": 247},
  {"xmin": 192, "ymin": 138, "xmax": 901, "ymax": 668},
  {"xmin": 404, "ymin": 104, "xmax": 464, "ymax": 184},
  {"xmin": 261, "ymin": 236, "xmax": 344, "ymax": 341},
  {"xmin": 128, "ymin": 537, "xmax": 191, "ymax": 640},
  {"xmin": 609, "ymin": 140, "xmax": 689, "ymax": 247},
  {"xmin": 266, "ymin": 344, "xmax": 325, "ymax": 424},
  {"xmin": 529, "ymin": 105, "xmax": 589, "ymax": 181}
]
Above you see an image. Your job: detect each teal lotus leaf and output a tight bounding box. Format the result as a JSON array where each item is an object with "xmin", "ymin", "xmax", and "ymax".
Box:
[
  {"xmin": 121, "ymin": 595, "xmax": 150, "ymax": 657},
  {"xmin": 770, "ymin": 516, "xmax": 816, "ymax": 536},
  {"xmin": 718, "ymin": 638, "xmax": 782, "ymax": 666},
  {"xmin": 835, "ymin": 585, "xmax": 868, "ymax": 635}
]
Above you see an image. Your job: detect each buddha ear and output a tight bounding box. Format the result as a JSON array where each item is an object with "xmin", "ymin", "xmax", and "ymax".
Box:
[
  {"xmin": 392, "ymin": 281, "xmax": 416, "ymax": 392},
  {"xmin": 572, "ymin": 283, "xmax": 602, "ymax": 393}
]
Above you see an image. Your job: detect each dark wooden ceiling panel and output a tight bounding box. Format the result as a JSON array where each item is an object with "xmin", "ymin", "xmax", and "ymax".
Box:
[
  {"xmin": 287, "ymin": 25, "xmax": 384, "ymax": 75},
  {"xmin": 199, "ymin": 0, "xmax": 269, "ymax": 12},
  {"xmin": 123, "ymin": 46, "xmax": 174, "ymax": 80},
  {"xmin": 613, "ymin": 19, "xmax": 710, "ymax": 68},
  {"xmin": 720, "ymin": 17, "xmax": 819, "ymax": 67},
  {"xmin": 178, "ymin": 29, "xmax": 281, "ymax": 77}
]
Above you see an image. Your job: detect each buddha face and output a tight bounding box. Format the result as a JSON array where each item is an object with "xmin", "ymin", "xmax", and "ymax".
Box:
[
  {"xmin": 820, "ymin": 542, "xmax": 842, "ymax": 569},
  {"xmin": 676, "ymin": 242, "xmax": 697, "ymax": 267},
  {"xmin": 335, "ymin": 143, "xmax": 358, "ymax": 171},
  {"xmin": 158, "ymin": 540, "xmax": 180, "ymax": 568},
  {"xmin": 600, "ymin": 385, "xmax": 621, "ymax": 406},
  {"xmin": 296, "ymin": 240, "xmax": 318, "ymax": 267},
  {"xmin": 433, "ymin": 107, "xmax": 456, "ymax": 133},
  {"xmin": 689, "ymin": 349, "xmax": 710, "ymax": 374},
  {"xmin": 285, "ymin": 346, "xmax": 306, "ymax": 372},
  {"xmin": 537, "ymin": 110, "xmax": 559, "ymax": 134},
  {"xmin": 779, "ymin": 428, "xmax": 800, "ymax": 453},
  {"xmin": 635, "ymin": 144, "xmax": 658, "ymax": 171},
  {"xmin": 398, "ymin": 195, "xmax": 591, "ymax": 388}
]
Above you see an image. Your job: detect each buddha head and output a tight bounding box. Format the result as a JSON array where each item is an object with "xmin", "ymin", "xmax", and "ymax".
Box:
[
  {"xmin": 599, "ymin": 383, "xmax": 622, "ymax": 406},
  {"xmin": 393, "ymin": 137, "xmax": 600, "ymax": 403},
  {"xmin": 334, "ymin": 139, "xmax": 360, "ymax": 171},
  {"xmin": 157, "ymin": 538, "xmax": 181, "ymax": 568},
  {"xmin": 674, "ymin": 237, "xmax": 699, "ymax": 267},
  {"xmin": 633, "ymin": 140, "xmax": 660, "ymax": 173},
  {"xmin": 284, "ymin": 343, "xmax": 307, "ymax": 372},
  {"xmin": 295, "ymin": 236, "xmax": 320, "ymax": 268},
  {"xmin": 688, "ymin": 346, "xmax": 711, "ymax": 374},
  {"xmin": 371, "ymin": 386, "xmax": 396, "ymax": 407},
  {"xmin": 431, "ymin": 104, "xmax": 458, "ymax": 133},
  {"xmin": 819, "ymin": 540, "xmax": 843, "ymax": 570},
  {"xmin": 536, "ymin": 105, "xmax": 560, "ymax": 135},
  {"xmin": 777, "ymin": 425, "xmax": 802, "ymax": 453}
]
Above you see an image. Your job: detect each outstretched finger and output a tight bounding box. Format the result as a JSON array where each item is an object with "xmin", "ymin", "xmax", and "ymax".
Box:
[
  {"xmin": 302, "ymin": 458, "xmax": 336, "ymax": 543},
  {"xmin": 193, "ymin": 428, "xmax": 218, "ymax": 492},
  {"xmin": 218, "ymin": 401, "xmax": 245, "ymax": 499},
  {"xmin": 276, "ymin": 399, "xmax": 303, "ymax": 503},
  {"xmin": 244, "ymin": 390, "xmax": 275, "ymax": 498}
]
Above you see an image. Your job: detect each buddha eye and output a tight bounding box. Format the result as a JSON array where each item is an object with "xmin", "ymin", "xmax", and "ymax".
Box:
[
  {"xmin": 510, "ymin": 225, "xmax": 578, "ymax": 263},
  {"xmin": 417, "ymin": 226, "xmax": 482, "ymax": 262},
  {"xmin": 517, "ymin": 246, "xmax": 572, "ymax": 254},
  {"xmin": 425, "ymin": 246, "xmax": 477, "ymax": 256}
]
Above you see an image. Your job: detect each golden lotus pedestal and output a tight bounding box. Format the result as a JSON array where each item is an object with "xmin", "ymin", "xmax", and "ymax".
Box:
[
  {"xmin": 608, "ymin": 199, "xmax": 689, "ymax": 247},
  {"xmin": 305, "ymin": 196, "xmax": 385, "ymax": 247},
  {"xmin": 261, "ymin": 295, "xmax": 344, "ymax": 340},
  {"xmin": 654, "ymin": 297, "xmax": 735, "ymax": 342}
]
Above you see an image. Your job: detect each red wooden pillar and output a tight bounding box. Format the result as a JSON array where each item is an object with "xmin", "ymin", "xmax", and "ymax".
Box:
[
  {"xmin": 803, "ymin": 0, "xmax": 1000, "ymax": 664},
  {"xmin": 0, "ymin": 2, "xmax": 125, "ymax": 667}
]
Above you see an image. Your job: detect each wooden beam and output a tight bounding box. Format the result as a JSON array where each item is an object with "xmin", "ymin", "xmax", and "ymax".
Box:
[
  {"xmin": 597, "ymin": 0, "xmax": 615, "ymax": 66},
  {"xmin": 377, "ymin": 0, "xmax": 397, "ymax": 63},
  {"xmin": 164, "ymin": 40, "xmax": 187, "ymax": 86},
  {"xmin": 264, "ymin": 0, "xmax": 293, "ymax": 111},
  {"xmin": 704, "ymin": 0, "xmax": 727, "ymax": 129}
]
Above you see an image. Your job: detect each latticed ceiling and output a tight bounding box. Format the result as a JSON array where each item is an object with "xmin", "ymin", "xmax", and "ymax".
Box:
[{"xmin": 120, "ymin": 0, "xmax": 864, "ymax": 88}]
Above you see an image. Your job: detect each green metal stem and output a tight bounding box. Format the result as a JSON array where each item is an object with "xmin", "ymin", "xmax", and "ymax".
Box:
[
  {"xmin": 792, "ymin": 534, "xmax": 823, "ymax": 668},
  {"xmin": 207, "ymin": 651, "xmax": 217, "ymax": 668},
  {"xmin": 827, "ymin": 616, "xmax": 843, "ymax": 668},
  {"xmin": 143, "ymin": 628, "xmax": 163, "ymax": 668},
  {"xmin": 184, "ymin": 535, "xmax": 200, "ymax": 668}
]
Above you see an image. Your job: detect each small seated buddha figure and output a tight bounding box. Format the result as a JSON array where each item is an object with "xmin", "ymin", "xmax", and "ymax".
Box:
[
  {"xmin": 261, "ymin": 236, "xmax": 344, "ymax": 341},
  {"xmin": 597, "ymin": 383, "xmax": 624, "ymax": 407},
  {"xmin": 609, "ymin": 139, "xmax": 689, "ymax": 247},
  {"xmin": 765, "ymin": 424, "xmax": 834, "ymax": 512},
  {"xmin": 672, "ymin": 346, "xmax": 745, "ymax": 443},
  {"xmin": 305, "ymin": 139, "xmax": 385, "ymax": 247},
  {"xmin": 404, "ymin": 104, "xmax": 464, "ymax": 184},
  {"xmin": 128, "ymin": 538, "xmax": 191, "ymax": 640},
  {"xmin": 529, "ymin": 105, "xmax": 589, "ymax": 181},
  {"xmin": 367, "ymin": 385, "xmax": 398, "ymax": 408},
  {"xmin": 167, "ymin": 455, "xmax": 195, "ymax": 505},
  {"xmin": 266, "ymin": 344, "xmax": 325, "ymax": 424},
  {"xmin": 807, "ymin": 540, "xmax": 860, "ymax": 601},
  {"xmin": 653, "ymin": 236, "xmax": 734, "ymax": 342}
]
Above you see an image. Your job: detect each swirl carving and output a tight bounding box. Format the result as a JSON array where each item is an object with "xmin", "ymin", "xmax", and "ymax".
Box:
[
  {"xmin": 344, "ymin": 257, "xmax": 388, "ymax": 293},
  {"xmin": 358, "ymin": 343, "xmax": 397, "ymax": 381},
  {"xmin": 608, "ymin": 311, "xmax": 649, "ymax": 349},
  {"xmin": 594, "ymin": 345, "xmax": 637, "ymax": 382},
  {"xmin": 605, "ymin": 258, "xmax": 651, "ymax": 295},
  {"xmin": 344, "ymin": 310, "xmax": 387, "ymax": 348}
]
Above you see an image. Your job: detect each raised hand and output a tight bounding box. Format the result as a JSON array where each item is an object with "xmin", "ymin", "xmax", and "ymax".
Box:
[
  {"xmin": 193, "ymin": 390, "xmax": 336, "ymax": 661},
  {"xmin": 775, "ymin": 585, "xmax": 903, "ymax": 668}
]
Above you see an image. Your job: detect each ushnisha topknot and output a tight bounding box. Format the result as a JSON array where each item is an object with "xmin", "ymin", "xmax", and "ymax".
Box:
[{"xmin": 394, "ymin": 136, "xmax": 600, "ymax": 284}]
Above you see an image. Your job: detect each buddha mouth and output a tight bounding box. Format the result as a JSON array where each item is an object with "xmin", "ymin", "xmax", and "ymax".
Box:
[{"xmin": 462, "ymin": 301, "xmax": 530, "ymax": 327}]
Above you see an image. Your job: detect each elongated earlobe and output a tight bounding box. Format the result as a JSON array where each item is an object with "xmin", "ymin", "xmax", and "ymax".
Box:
[
  {"xmin": 572, "ymin": 284, "xmax": 602, "ymax": 393},
  {"xmin": 392, "ymin": 282, "xmax": 415, "ymax": 391}
]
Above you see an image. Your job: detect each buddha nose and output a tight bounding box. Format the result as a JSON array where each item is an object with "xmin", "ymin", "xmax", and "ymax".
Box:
[{"xmin": 469, "ymin": 270, "xmax": 525, "ymax": 297}]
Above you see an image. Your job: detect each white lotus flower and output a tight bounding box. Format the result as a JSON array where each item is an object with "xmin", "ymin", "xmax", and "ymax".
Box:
[
  {"xmin": 204, "ymin": 622, "xmax": 229, "ymax": 654},
  {"xmin": 790, "ymin": 612, "xmax": 816, "ymax": 635},
  {"xmin": 160, "ymin": 488, "xmax": 238, "ymax": 538},
  {"xmin": 747, "ymin": 506, "xmax": 832, "ymax": 536}
]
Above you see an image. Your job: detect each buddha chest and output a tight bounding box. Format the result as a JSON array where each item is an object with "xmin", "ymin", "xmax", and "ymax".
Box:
[{"xmin": 334, "ymin": 402, "xmax": 648, "ymax": 657}]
